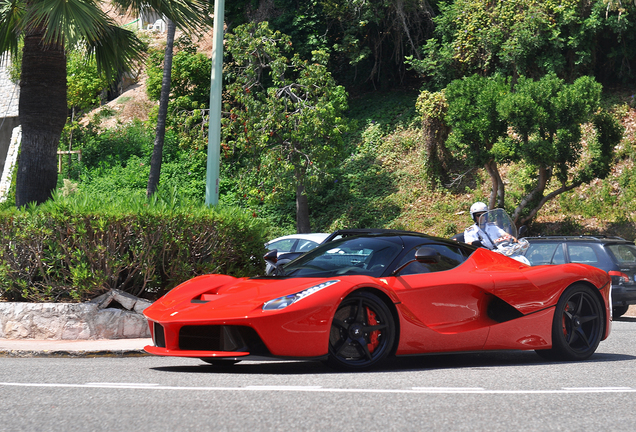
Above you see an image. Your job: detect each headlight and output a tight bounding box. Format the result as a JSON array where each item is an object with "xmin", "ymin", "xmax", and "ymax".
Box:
[{"xmin": 263, "ymin": 280, "xmax": 340, "ymax": 311}]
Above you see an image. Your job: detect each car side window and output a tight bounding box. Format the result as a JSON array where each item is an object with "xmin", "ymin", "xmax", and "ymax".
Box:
[
  {"xmin": 567, "ymin": 244, "xmax": 599, "ymax": 264},
  {"xmin": 296, "ymin": 240, "xmax": 318, "ymax": 252},
  {"xmin": 525, "ymin": 243, "xmax": 559, "ymax": 265},
  {"xmin": 552, "ymin": 244, "xmax": 566, "ymax": 264},
  {"xmin": 397, "ymin": 244, "xmax": 465, "ymax": 276},
  {"xmin": 267, "ymin": 239, "xmax": 297, "ymax": 253}
]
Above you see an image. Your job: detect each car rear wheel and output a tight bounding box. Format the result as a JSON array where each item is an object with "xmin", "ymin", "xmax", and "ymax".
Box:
[
  {"xmin": 613, "ymin": 305, "xmax": 629, "ymax": 318},
  {"xmin": 536, "ymin": 284, "xmax": 604, "ymax": 361},
  {"xmin": 327, "ymin": 291, "xmax": 395, "ymax": 370}
]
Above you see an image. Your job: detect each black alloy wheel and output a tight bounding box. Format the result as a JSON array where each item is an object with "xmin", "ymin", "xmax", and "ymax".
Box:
[
  {"xmin": 536, "ymin": 284, "xmax": 604, "ymax": 361},
  {"xmin": 327, "ymin": 291, "xmax": 395, "ymax": 370}
]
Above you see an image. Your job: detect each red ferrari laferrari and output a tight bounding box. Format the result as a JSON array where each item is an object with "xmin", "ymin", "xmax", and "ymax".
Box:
[{"xmin": 143, "ymin": 230, "xmax": 612, "ymax": 370}]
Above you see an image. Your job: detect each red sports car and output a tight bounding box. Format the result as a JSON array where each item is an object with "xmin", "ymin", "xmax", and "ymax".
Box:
[{"xmin": 143, "ymin": 230, "xmax": 612, "ymax": 370}]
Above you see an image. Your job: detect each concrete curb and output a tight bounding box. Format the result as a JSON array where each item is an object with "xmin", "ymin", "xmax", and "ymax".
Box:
[
  {"xmin": 0, "ymin": 349, "xmax": 150, "ymax": 358},
  {"xmin": 0, "ymin": 338, "xmax": 153, "ymax": 358}
]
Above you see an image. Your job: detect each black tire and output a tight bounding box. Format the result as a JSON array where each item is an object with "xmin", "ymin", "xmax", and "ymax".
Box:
[
  {"xmin": 613, "ymin": 305, "xmax": 629, "ymax": 318},
  {"xmin": 536, "ymin": 284, "xmax": 604, "ymax": 361},
  {"xmin": 327, "ymin": 291, "xmax": 395, "ymax": 370},
  {"xmin": 200, "ymin": 359, "xmax": 241, "ymax": 367}
]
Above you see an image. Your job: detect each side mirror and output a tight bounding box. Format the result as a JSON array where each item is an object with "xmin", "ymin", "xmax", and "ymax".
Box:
[
  {"xmin": 518, "ymin": 225, "xmax": 528, "ymax": 238},
  {"xmin": 392, "ymin": 247, "xmax": 439, "ymax": 275},
  {"xmin": 264, "ymin": 249, "xmax": 278, "ymax": 263},
  {"xmin": 415, "ymin": 247, "xmax": 440, "ymax": 264},
  {"xmin": 450, "ymin": 233, "xmax": 464, "ymax": 242}
]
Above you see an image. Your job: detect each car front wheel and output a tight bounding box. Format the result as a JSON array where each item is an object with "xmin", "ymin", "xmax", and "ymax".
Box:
[{"xmin": 327, "ymin": 292, "xmax": 395, "ymax": 370}]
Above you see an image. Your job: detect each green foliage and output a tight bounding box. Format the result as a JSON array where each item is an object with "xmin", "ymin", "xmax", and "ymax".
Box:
[
  {"xmin": 309, "ymin": 90, "xmax": 419, "ymax": 230},
  {"xmin": 321, "ymin": 0, "xmax": 434, "ymax": 89},
  {"xmin": 445, "ymin": 74, "xmax": 509, "ymax": 166},
  {"xmin": 71, "ymin": 121, "xmax": 155, "ymax": 170},
  {"xmin": 416, "ymin": 90, "xmax": 448, "ymax": 121},
  {"xmin": 67, "ymin": 49, "xmax": 110, "ymax": 113},
  {"xmin": 440, "ymin": 73, "xmax": 620, "ymax": 224},
  {"xmin": 268, "ymin": 0, "xmax": 330, "ymax": 62},
  {"xmin": 145, "ymin": 35, "xmax": 212, "ymax": 151},
  {"xmin": 408, "ymin": 0, "xmax": 636, "ymax": 89},
  {"xmin": 499, "ymin": 75, "xmax": 604, "ymax": 183},
  {"xmin": 0, "ymin": 189, "xmax": 267, "ymax": 302},
  {"xmin": 221, "ymin": 22, "xmax": 349, "ymax": 230},
  {"xmin": 59, "ymin": 120, "xmax": 208, "ymax": 202},
  {"xmin": 146, "ymin": 35, "xmax": 211, "ymax": 105}
]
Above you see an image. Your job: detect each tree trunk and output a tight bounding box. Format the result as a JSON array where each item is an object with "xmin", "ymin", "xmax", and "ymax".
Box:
[
  {"xmin": 16, "ymin": 30, "xmax": 67, "ymax": 207},
  {"xmin": 147, "ymin": 19, "xmax": 176, "ymax": 198},
  {"xmin": 484, "ymin": 159, "xmax": 505, "ymax": 209},
  {"xmin": 295, "ymin": 177, "xmax": 311, "ymax": 234}
]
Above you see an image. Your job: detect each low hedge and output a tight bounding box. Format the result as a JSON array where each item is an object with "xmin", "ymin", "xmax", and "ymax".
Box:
[{"xmin": 0, "ymin": 195, "xmax": 268, "ymax": 302}]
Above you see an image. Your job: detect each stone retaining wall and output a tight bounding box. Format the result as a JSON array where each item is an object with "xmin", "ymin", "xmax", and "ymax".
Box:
[{"xmin": 0, "ymin": 290, "xmax": 152, "ymax": 340}]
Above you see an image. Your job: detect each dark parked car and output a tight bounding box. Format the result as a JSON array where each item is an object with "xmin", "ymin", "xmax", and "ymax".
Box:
[{"xmin": 523, "ymin": 235, "xmax": 636, "ymax": 317}]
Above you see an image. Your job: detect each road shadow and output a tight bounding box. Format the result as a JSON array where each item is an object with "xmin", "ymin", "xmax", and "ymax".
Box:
[{"xmin": 150, "ymin": 350, "xmax": 636, "ymax": 375}]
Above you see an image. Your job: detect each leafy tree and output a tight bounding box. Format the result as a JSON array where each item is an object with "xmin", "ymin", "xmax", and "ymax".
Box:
[
  {"xmin": 497, "ymin": 75, "xmax": 622, "ymax": 224},
  {"xmin": 443, "ymin": 74, "xmax": 622, "ymax": 225},
  {"xmin": 145, "ymin": 35, "xmax": 212, "ymax": 151},
  {"xmin": 226, "ymin": 0, "xmax": 435, "ymax": 90},
  {"xmin": 0, "ymin": 0, "xmax": 210, "ymax": 208},
  {"xmin": 66, "ymin": 50, "xmax": 109, "ymax": 115},
  {"xmin": 408, "ymin": 0, "xmax": 636, "ymax": 89},
  {"xmin": 321, "ymin": 0, "xmax": 435, "ymax": 89},
  {"xmin": 223, "ymin": 22, "xmax": 348, "ymax": 233},
  {"xmin": 444, "ymin": 74, "xmax": 509, "ymax": 208},
  {"xmin": 223, "ymin": 0, "xmax": 332, "ymax": 72},
  {"xmin": 146, "ymin": 35, "xmax": 212, "ymax": 105},
  {"xmin": 415, "ymin": 89, "xmax": 451, "ymax": 185}
]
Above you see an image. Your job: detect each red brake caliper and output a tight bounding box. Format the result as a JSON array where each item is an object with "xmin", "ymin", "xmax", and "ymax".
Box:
[
  {"xmin": 366, "ymin": 307, "xmax": 380, "ymax": 353},
  {"xmin": 562, "ymin": 303, "xmax": 570, "ymax": 339}
]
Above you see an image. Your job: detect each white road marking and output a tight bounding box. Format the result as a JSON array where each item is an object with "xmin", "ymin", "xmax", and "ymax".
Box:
[
  {"xmin": 412, "ymin": 387, "xmax": 485, "ymax": 392},
  {"xmin": 85, "ymin": 382, "xmax": 161, "ymax": 388},
  {"xmin": 0, "ymin": 382, "xmax": 635, "ymax": 394},
  {"xmin": 244, "ymin": 385, "xmax": 323, "ymax": 390}
]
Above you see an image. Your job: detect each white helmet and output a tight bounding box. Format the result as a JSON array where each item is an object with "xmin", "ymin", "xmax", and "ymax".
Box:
[{"xmin": 470, "ymin": 201, "xmax": 488, "ymax": 222}]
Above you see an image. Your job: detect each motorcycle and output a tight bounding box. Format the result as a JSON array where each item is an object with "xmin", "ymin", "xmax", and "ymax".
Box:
[{"xmin": 458, "ymin": 208, "xmax": 530, "ymax": 265}]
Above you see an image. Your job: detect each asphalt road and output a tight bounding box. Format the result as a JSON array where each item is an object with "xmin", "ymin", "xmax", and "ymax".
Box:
[{"xmin": 1, "ymin": 317, "xmax": 636, "ymax": 431}]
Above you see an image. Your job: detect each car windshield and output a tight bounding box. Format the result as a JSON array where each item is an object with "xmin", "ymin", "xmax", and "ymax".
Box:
[{"xmin": 276, "ymin": 236, "xmax": 403, "ymax": 278}]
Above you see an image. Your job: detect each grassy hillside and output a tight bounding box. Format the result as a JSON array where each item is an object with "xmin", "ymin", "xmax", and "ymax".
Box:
[
  {"xmin": 70, "ymin": 77, "xmax": 636, "ymax": 241},
  {"xmin": 324, "ymin": 88, "xmax": 636, "ymax": 241}
]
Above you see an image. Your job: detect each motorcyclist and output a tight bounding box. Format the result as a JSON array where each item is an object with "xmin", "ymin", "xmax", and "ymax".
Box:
[{"xmin": 464, "ymin": 202, "xmax": 511, "ymax": 249}]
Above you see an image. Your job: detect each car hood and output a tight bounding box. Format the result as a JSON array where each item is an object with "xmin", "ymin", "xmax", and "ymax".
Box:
[{"xmin": 143, "ymin": 274, "xmax": 370, "ymax": 322}]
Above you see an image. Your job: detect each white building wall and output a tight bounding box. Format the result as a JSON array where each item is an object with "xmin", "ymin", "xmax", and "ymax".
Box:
[{"xmin": 0, "ymin": 62, "xmax": 20, "ymax": 179}]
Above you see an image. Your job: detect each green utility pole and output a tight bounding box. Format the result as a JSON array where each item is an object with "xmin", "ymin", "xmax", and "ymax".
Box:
[{"xmin": 205, "ymin": 0, "xmax": 224, "ymax": 206}]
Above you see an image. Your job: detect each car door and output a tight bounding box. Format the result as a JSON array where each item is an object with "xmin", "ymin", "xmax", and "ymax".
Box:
[{"xmin": 385, "ymin": 243, "xmax": 492, "ymax": 354}]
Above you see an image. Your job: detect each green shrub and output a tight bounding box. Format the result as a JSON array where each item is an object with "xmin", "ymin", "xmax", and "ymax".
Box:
[{"xmin": 0, "ymin": 189, "xmax": 268, "ymax": 302}]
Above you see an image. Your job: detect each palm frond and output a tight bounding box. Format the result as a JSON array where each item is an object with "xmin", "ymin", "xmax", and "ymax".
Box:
[
  {"xmin": 22, "ymin": 0, "xmax": 115, "ymax": 47},
  {"xmin": 0, "ymin": 0, "xmax": 25, "ymax": 61},
  {"xmin": 87, "ymin": 24, "xmax": 146, "ymax": 81},
  {"xmin": 111, "ymin": 0, "xmax": 212, "ymax": 33}
]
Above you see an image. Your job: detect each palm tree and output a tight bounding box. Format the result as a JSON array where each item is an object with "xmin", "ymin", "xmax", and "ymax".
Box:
[
  {"xmin": 146, "ymin": 17, "xmax": 175, "ymax": 198},
  {"xmin": 0, "ymin": 0, "xmax": 209, "ymax": 207}
]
